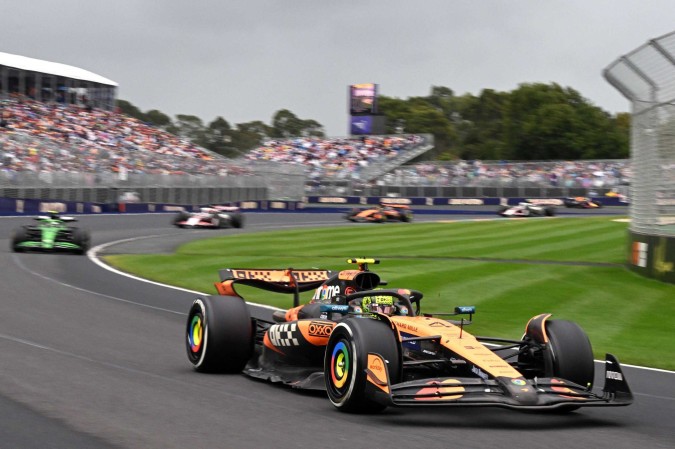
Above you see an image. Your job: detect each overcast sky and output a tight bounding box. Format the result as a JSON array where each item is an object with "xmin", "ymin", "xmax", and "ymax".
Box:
[{"xmin": 3, "ymin": 1, "xmax": 674, "ymax": 136}]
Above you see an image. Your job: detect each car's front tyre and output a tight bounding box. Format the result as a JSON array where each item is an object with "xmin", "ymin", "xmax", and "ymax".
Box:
[
  {"xmin": 72, "ymin": 228, "xmax": 91, "ymax": 255},
  {"xmin": 10, "ymin": 227, "xmax": 28, "ymax": 252},
  {"xmin": 324, "ymin": 318, "xmax": 400, "ymax": 413}
]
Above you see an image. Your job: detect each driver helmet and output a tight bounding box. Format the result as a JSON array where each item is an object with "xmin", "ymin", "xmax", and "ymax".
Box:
[
  {"xmin": 48, "ymin": 210, "xmax": 60, "ymax": 219},
  {"xmin": 361, "ymin": 294, "xmax": 395, "ymax": 316}
]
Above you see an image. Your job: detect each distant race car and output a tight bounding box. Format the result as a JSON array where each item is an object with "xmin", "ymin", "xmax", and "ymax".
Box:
[
  {"xmin": 498, "ymin": 202, "xmax": 556, "ymax": 217},
  {"xmin": 11, "ymin": 212, "xmax": 90, "ymax": 254},
  {"xmin": 345, "ymin": 204, "xmax": 413, "ymax": 223},
  {"xmin": 563, "ymin": 197, "xmax": 603, "ymax": 208},
  {"xmin": 185, "ymin": 258, "xmax": 633, "ymax": 413},
  {"xmin": 173, "ymin": 205, "xmax": 244, "ymax": 229}
]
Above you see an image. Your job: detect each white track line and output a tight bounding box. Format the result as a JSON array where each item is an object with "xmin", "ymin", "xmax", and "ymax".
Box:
[
  {"xmin": 88, "ymin": 235, "xmax": 675, "ymax": 376},
  {"xmin": 88, "ymin": 234, "xmax": 282, "ymax": 312}
]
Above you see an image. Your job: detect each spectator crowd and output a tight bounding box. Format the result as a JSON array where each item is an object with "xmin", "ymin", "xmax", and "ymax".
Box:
[
  {"xmin": 0, "ymin": 96, "xmax": 244, "ymax": 177},
  {"xmin": 245, "ymin": 134, "xmax": 426, "ymax": 181},
  {"xmin": 385, "ymin": 159, "xmax": 630, "ymax": 190},
  {"xmin": 1, "ymin": 96, "xmax": 631, "ymax": 192}
]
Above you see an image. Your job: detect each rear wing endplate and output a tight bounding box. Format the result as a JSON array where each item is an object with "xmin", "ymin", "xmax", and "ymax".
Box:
[{"xmin": 215, "ymin": 268, "xmax": 336, "ymax": 301}]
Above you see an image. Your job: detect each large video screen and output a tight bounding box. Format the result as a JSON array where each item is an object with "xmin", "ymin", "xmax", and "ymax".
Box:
[{"xmin": 349, "ymin": 83, "xmax": 378, "ymax": 115}]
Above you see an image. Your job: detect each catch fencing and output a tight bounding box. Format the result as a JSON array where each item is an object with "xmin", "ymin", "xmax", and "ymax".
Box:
[{"xmin": 604, "ymin": 29, "xmax": 675, "ymax": 283}]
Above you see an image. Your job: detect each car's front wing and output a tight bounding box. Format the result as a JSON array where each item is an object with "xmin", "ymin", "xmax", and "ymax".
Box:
[
  {"xmin": 16, "ymin": 241, "xmax": 83, "ymax": 251},
  {"xmin": 365, "ymin": 353, "xmax": 633, "ymax": 410}
]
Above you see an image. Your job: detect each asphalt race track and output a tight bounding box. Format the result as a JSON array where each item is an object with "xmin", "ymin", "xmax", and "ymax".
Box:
[{"xmin": 1, "ymin": 211, "xmax": 673, "ymax": 449}]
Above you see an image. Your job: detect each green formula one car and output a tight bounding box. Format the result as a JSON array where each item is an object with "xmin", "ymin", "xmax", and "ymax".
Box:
[{"xmin": 11, "ymin": 212, "xmax": 91, "ymax": 255}]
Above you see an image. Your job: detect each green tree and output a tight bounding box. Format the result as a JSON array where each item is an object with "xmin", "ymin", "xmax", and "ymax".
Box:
[
  {"xmin": 230, "ymin": 120, "xmax": 274, "ymax": 156},
  {"xmin": 378, "ymin": 94, "xmax": 457, "ymax": 159},
  {"xmin": 173, "ymin": 114, "xmax": 207, "ymax": 147},
  {"xmin": 203, "ymin": 116, "xmax": 233, "ymax": 156},
  {"xmin": 115, "ymin": 99, "xmax": 145, "ymax": 121},
  {"xmin": 299, "ymin": 119, "xmax": 325, "ymax": 137},
  {"xmin": 145, "ymin": 109, "xmax": 172, "ymax": 129},
  {"xmin": 502, "ymin": 83, "xmax": 628, "ymax": 160},
  {"xmin": 271, "ymin": 109, "xmax": 304, "ymax": 138}
]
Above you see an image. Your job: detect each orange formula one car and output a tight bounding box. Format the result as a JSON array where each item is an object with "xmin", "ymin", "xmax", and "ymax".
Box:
[
  {"xmin": 345, "ymin": 204, "xmax": 413, "ymax": 223},
  {"xmin": 185, "ymin": 259, "xmax": 632, "ymax": 413},
  {"xmin": 563, "ymin": 197, "xmax": 603, "ymax": 208}
]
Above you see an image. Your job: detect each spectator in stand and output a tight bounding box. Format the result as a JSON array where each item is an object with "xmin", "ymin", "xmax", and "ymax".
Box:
[
  {"xmin": 246, "ymin": 135, "xmax": 424, "ymax": 180},
  {"xmin": 385, "ymin": 159, "xmax": 629, "ymax": 190},
  {"xmin": 0, "ymin": 95, "xmax": 249, "ymax": 176}
]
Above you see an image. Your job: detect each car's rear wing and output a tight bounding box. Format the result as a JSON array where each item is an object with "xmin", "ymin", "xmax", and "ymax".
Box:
[
  {"xmin": 36, "ymin": 216, "xmax": 76, "ymax": 222},
  {"xmin": 215, "ymin": 268, "xmax": 337, "ymax": 305}
]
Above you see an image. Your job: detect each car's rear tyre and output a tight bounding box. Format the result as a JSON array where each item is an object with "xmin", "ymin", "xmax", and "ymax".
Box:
[
  {"xmin": 545, "ymin": 207, "xmax": 556, "ymax": 216},
  {"xmin": 173, "ymin": 211, "xmax": 190, "ymax": 227},
  {"xmin": 324, "ymin": 318, "xmax": 400, "ymax": 413},
  {"xmin": 10, "ymin": 227, "xmax": 28, "ymax": 252},
  {"xmin": 186, "ymin": 295, "xmax": 253, "ymax": 373},
  {"xmin": 231, "ymin": 213, "xmax": 244, "ymax": 228}
]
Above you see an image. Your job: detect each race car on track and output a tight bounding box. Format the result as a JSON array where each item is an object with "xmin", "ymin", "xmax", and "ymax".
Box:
[
  {"xmin": 10, "ymin": 211, "xmax": 90, "ymax": 254},
  {"xmin": 345, "ymin": 204, "xmax": 413, "ymax": 223},
  {"xmin": 498, "ymin": 201, "xmax": 556, "ymax": 217},
  {"xmin": 185, "ymin": 258, "xmax": 632, "ymax": 413},
  {"xmin": 563, "ymin": 197, "xmax": 603, "ymax": 208},
  {"xmin": 173, "ymin": 205, "xmax": 244, "ymax": 229}
]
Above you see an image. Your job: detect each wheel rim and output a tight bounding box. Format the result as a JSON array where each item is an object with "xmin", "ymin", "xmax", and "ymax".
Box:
[
  {"xmin": 329, "ymin": 339, "xmax": 352, "ymax": 396},
  {"xmin": 186, "ymin": 305, "xmax": 206, "ymax": 365}
]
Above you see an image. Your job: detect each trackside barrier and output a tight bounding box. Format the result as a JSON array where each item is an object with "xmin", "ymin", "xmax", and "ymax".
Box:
[
  {"xmin": 0, "ymin": 196, "xmax": 628, "ymax": 217},
  {"xmin": 304, "ymin": 196, "xmax": 629, "ymax": 207}
]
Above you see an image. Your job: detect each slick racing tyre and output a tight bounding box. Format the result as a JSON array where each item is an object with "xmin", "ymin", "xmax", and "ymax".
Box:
[
  {"xmin": 544, "ymin": 320, "xmax": 594, "ymax": 389},
  {"xmin": 186, "ymin": 295, "xmax": 253, "ymax": 373},
  {"xmin": 230, "ymin": 213, "xmax": 244, "ymax": 228},
  {"xmin": 173, "ymin": 211, "xmax": 190, "ymax": 227},
  {"xmin": 519, "ymin": 319, "xmax": 594, "ymax": 389},
  {"xmin": 10, "ymin": 227, "xmax": 28, "ymax": 252},
  {"xmin": 324, "ymin": 318, "xmax": 401, "ymax": 413},
  {"xmin": 72, "ymin": 228, "xmax": 91, "ymax": 255},
  {"xmin": 518, "ymin": 318, "xmax": 594, "ymax": 413}
]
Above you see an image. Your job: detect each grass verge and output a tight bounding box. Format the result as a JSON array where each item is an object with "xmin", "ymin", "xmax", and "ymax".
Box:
[{"xmin": 103, "ymin": 216, "xmax": 675, "ymax": 370}]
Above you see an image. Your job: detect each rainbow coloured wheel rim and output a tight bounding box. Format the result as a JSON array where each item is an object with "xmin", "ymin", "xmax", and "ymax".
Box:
[
  {"xmin": 186, "ymin": 303, "xmax": 206, "ymax": 365},
  {"xmin": 328, "ymin": 338, "xmax": 353, "ymax": 399}
]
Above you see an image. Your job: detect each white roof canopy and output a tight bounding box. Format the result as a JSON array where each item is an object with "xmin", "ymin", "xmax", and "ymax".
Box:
[{"xmin": 0, "ymin": 52, "xmax": 118, "ymax": 87}]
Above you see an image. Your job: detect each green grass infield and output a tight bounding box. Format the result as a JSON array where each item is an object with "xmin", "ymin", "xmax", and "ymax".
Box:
[{"xmin": 104, "ymin": 216, "xmax": 675, "ymax": 371}]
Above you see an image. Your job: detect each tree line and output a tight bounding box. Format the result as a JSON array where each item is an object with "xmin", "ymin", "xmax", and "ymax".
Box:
[{"xmin": 116, "ymin": 82, "xmax": 630, "ymax": 161}]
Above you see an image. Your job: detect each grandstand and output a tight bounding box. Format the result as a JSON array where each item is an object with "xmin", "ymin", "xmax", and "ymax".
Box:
[
  {"xmin": 0, "ymin": 52, "xmax": 636, "ymax": 210},
  {"xmin": 0, "ymin": 52, "xmax": 280, "ymax": 203},
  {"xmin": 0, "ymin": 52, "xmax": 117, "ymax": 110}
]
